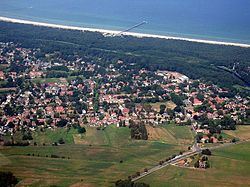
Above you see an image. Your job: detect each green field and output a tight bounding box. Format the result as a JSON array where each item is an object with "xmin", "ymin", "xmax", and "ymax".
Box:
[
  {"xmin": 150, "ymin": 101, "xmax": 176, "ymax": 112},
  {"xmin": 139, "ymin": 141, "xmax": 250, "ymax": 187},
  {"xmin": 146, "ymin": 123, "xmax": 194, "ymax": 145},
  {"xmin": 32, "ymin": 75, "xmax": 84, "ymax": 84},
  {"xmin": 3, "ymin": 125, "xmax": 248, "ymax": 187},
  {"xmin": 223, "ymin": 125, "xmax": 250, "ymax": 141},
  {"xmin": 164, "ymin": 123, "xmax": 194, "ymax": 142},
  {"xmin": 31, "ymin": 77, "xmax": 62, "ymax": 84},
  {"xmin": 3, "ymin": 124, "xmax": 250, "ymax": 187},
  {"xmin": 0, "ymin": 125, "xmax": 187, "ymax": 187}
]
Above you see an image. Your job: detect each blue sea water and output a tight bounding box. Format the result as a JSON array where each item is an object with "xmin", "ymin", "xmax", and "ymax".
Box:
[{"xmin": 0, "ymin": 0, "xmax": 250, "ymax": 44}]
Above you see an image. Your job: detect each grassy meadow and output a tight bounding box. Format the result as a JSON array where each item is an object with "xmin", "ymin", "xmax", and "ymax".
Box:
[
  {"xmin": 0, "ymin": 124, "xmax": 191, "ymax": 187},
  {"xmin": 223, "ymin": 125, "xmax": 250, "ymax": 141},
  {"xmin": 146, "ymin": 123, "xmax": 194, "ymax": 145}
]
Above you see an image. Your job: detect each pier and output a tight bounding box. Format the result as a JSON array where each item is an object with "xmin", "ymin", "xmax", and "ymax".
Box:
[{"xmin": 116, "ymin": 21, "xmax": 147, "ymax": 36}]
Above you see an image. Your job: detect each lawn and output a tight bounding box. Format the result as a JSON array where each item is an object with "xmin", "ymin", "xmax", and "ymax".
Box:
[
  {"xmin": 0, "ymin": 125, "xmax": 185, "ymax": 187},
  {"xmin": 31, "ymin": 77, "xmax": 61, "ymax": 84},
  {"xmin": 150, "ymin": 101, "xmax": 176, "ymax": 112},
  {"xmin": 139, "ymin": 141, "xmax": 250, "ymax": 187},
  {"xmin": 32, "ymin": 75, "xmax": 84, "ymax": 84}
]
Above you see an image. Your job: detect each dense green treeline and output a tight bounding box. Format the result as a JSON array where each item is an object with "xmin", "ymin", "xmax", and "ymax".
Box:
[{"xmin": 0, "ymin": 21, "xmax": 250, "ymax": 91}]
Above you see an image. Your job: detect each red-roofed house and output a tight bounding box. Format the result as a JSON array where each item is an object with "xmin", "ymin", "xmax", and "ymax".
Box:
[
  {"xmin": 67, "ymin": 91, "xmax": 74, "ymax": 96},
  {"xmin": 29, "ymin": 71, "xmax": 43, "ymax": 79},
  {"xmin": 201, "ymin": 136, "xmax": 209, "ymax": 143},
  {"xmin": 215, "ymin": 96, "xmax": 224, "ymax": 104},
  {"xmin": 210, "ymin": 137, "xmax": 218, "ymax": 143},
  {"xmin": 193, "ymin": 98, "xmax": 202, "ymax": 106},
  {"xmin": 56, "ymin": 106, "xmax": 65, "ymax": 113},
  {"xmin": 0, "ymin": 71, "xmax": 5, "ymax": 79},
  {"xmin": 122, "ymin": 108, "xmax": 130, "ymax": 115}
]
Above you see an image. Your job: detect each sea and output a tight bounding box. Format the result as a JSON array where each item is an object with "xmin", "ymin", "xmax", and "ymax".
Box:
[{"xmin": 0, "ymin": 0, "xmax": 250, "ymax": 44}]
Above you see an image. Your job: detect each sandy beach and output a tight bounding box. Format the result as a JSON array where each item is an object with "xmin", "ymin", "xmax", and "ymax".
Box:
[{"xmin": 0, "ymin": 16, "xmax": 250, "ymax": 48}]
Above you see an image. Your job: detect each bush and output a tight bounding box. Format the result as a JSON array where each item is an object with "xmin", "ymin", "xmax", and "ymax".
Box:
[
  {"xmin": 115, "ymin": 179, "xmax": 150, "ymax": 187},
  {"xmin": 202, "ymin": 149, "xmax": 212, "ymax": 155},
  {"xmin": 231, "ymin": 138, "xmax": 238, "ymax": 143},
  {"xmin": 52, "ymin": 142, "xmax": 58, "ymax": 146},
  {"xmin": 51, "ymin": 154, "xmax": 60, "ymax": 158},
  {"xmin": 3, "ymin": 141, "xmax": 29, "ymax": 146},
  {"xmin": 194, "ymin": 160, "xmax": 199, "ymax": 168},
  {"xmin": 56, "ymin": 119, "xmax": 68, "ymax": 127},
  {"xmin": 0, "ymin": 171, "xmax": 18, "ymax": 187},
  {"xmin": 78, "ymin": 127, "xmax": 86, "ymax": 134},
  {"xmin": 58, "ymin": 138, "xmax": 65, "ymax": 144},
  {"xmin": 22, "ymin": 132, "xmax": 33, "ymax": 140}
]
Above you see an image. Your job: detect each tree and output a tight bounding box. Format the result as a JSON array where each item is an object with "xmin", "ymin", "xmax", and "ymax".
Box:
[
  {"xmin": 218, "ymin": 135, "xmax": 223, "ymax": 141},
  {"xmin": 0, "ymin": 171, "xmax": 18, "ymax": 187},
  {"xmin": 166, "ymin": 108, "xmax": 174, "ymax": 119},
  {"xmin": 58, "ymin": 138, "xmax": 65, "ymax": 144},
  {"xmin": 159, "ymin": 104, "xmax": 166, "ymax": 114},
  {"xmin": 4, "ymin": 104, "xmax": 15, "ymax": 116},
  {"xmin": 130, "ymin": 122, "xmax": 148, "ymax": 140},
  {"xmin": 217, "ymin": 110, "xmax": 223, "ymax": 116},
  {"xmin": 205, "ymin": 161, "xmax": 210, "ymax": 169},
  {"xmin": 231, "ymin": 138, "xmax": 237, "ymax": 143},
  {"xmin": 174, "ymin": 105, "xmax": 182, "ymax": 113},
  {"xmin": 194, "ymin": 160, "xmax": 199, "ymax": 168},
  {"xmin": 56, "ymin": 119, "xmax": 68, "ymax": 127},
  {"xmin": 78, "ymin": 126, "xmax": 86, "ymax": 134},
  {"xmin": 115, "ymin": 179, "xmax": 150, "ymax": 187},
  {"xmin": 202, "ymin": 149, "xmax": 212, "ymax": 155},
  {"xmin": 220, "ymin": 116, "xmax": 236, "ymax": 130},
  {"xmin": 246, "ymin": 109, "xmax": 250, "ymax": 118},
  {"xmin": 170, "ymin": 93, "xmax": 183, "ymax": 106},
  {"xmin": 22, "ymin": 132, "xmax": 33, "ymax": 140},
  {"xmin": 197, "ymin": 93, "xmax": 204, "ymax": 102}
]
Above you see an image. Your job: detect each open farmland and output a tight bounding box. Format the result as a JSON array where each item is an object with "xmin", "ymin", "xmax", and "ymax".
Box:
[{"xmin": 0, "ymin": 125, "xmax": 188, "ymax": 187}]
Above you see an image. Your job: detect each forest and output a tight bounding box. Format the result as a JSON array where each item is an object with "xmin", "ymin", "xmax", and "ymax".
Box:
[{"xmin": 0, "ymin": 21, "xmax": 250, "ymax": 92}]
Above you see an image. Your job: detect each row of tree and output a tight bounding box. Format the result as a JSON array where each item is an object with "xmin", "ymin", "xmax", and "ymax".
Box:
[{"xmin": 130, "ymin": 122, "xmax": 148, "ymax": 140}]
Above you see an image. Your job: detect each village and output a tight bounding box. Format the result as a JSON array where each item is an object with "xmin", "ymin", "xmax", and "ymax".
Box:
[{"xmin": 0, "ymin": 42, "xmax": 249, "ymax": 145}]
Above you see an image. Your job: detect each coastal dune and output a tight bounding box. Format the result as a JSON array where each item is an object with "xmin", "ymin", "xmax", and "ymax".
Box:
[{"xmin": 1, "ymin": 16, "xmax": 250, "ymax": 48}]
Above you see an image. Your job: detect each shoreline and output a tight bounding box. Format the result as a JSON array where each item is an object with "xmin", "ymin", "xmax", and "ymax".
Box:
[{"xmin": 1, "ymin": 16, "xmax": 250, "ymax": 48}]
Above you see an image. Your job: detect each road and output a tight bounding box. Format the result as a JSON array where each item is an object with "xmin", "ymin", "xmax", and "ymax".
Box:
[{"xmin": 131, "ymin": 150, "xmax": 201, "ymax": 182}]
